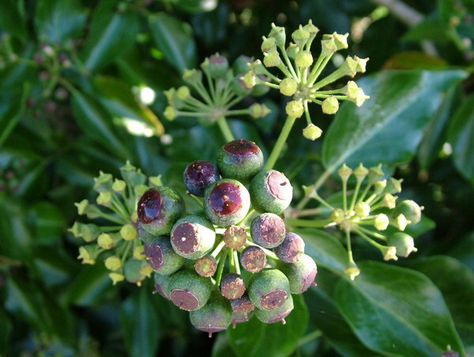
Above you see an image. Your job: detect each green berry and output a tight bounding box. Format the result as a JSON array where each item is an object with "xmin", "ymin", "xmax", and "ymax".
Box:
[
  {"xmin": 393, "ymin": 200, "xmax": 422, "ymax": 225},
  {"xmin": 170, "ymin": 215, "xmax": 216, "ymax": 260},
  {"xmin": 250, "ymin": 170, "xmax": 293, "ymax": 214},
  {"xmin": 137, "ymin": 187, "xmax": 184, "ymax": 236},
  {"xmin": 190, "ymin": 294, "xmax": 232, "ymax": 337},
  {"xmin": 387, "ymin": 233, "xmax": 417, "ymax": 257},
  {"xmin": 153, "ymin": 273, "xmax": 172, "ymax": 299},
  {"xmin": 144, "ymin": 238, "xmax": 184, "ymax": 275},
  {"xmin": 202, "ymin": 54, "xmax": 229, "ymax": 78},
  {"xmin": 255, "ymin": 295, "xmax": 294, "ymax": 324},
  {"xmin": 217, "ymin": 139, "xmax": 264, "ymax": 181},
  {"xmin": 231, "ymin": 295, "xmax": 255, "ymax": 326},
  {"xmin": 280, "ymin": 254, "xmax": 317, "ymax": 294},
  {"xmin": 169, "ymin": 270, "xmax": 212, "ymax": 311},
  {"xmin": 251, "ymin": 213, "xmax": 286, "ymax": 249},
  {"xmin": 248, "ymin": 269, "xmax": 291, "ymax": 311},
  {"xmin": 204, "ymin": 179, "xmax": 251, "ymax": 227},
  {"xmin": 123, "ymin": 259, "xmax": 149, "ymax": 285}
]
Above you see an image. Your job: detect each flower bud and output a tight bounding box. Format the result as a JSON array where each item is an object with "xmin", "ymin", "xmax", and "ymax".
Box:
[
  {"xmin": 242, "ymin": 71, "xmax": 256, "ymax": 89},
  {"xmin": 327, "ymin": 32, "xmax": 349, "ymax": 50},
  {"xmin": 194, "ymin": 255, "xmax": 217, "ymax": 277},
  {"xmin": 183, "ymin": 69, "xmax": 202, "ymax": 85},
  {"xmin": 137, "ymin": 187, "xmax": 184, "ymax": 236},
  {"xmin": 263, "ymin": 50, "xmax": 281, "ymax": 67},
  {"xmin": 394, "ymin": 214, "xmax": 409, "ymax": 231},
  {"xmin": 170, "ymin": 215, "xmax": 216, "ymax": 260},
  {"xmin": 240, "ymin": 246, "xmax": 267, "ymax": 273},
  {"xmin": 176, "ymin": 86, "xmax": 190, "ymax": 101},
  {"xmin": 203, "ymin": 54, "xmax": 229, "ymax": 78},
  {"xmin": 374, "ymin": 214, "xmax": 389, "ymax": 231},
  {"xmin": 94, "ymin": 172, "xmax": 113, "ymax": 192},
  {"xmin": 112, "ymin": 179, "xmax": 126, "ymax": 193},
  {"xmin": 78, "ymin": 245, "xmax": 98, "ymax": 265},
  {"xmin": 223, "ymin": 226, "xmax": 247, "ymax": 250},
  {"xmin": 75, "ymin": 199, "xmax": 89, "ymax": 215},
  {"xmin": 190, "ymin": 294, "xmax": 232, "ymax": 337},
  {"xmin": 386, "ymin": 178, "xmax": 403, "ymax": 194},
  {"xmin": 204, "ymin": 179, "xmax": 251, "ymax": 227},
  {"xmin": 286, "ymin": 43, "xmax": 299, "ymax": 59},
  {"xmin": 97, "ymin": 233, "xmax": 115, "ymax": 250},
  {"xmin": 355, "ymin": 202, "xmax": 370, "ymax": 217},
  {"xmin": 303, "ymin": 20, "xmax": 319, "ymax": 36},
  {"xmin": 382, "ymin": 246, "xmax": 398, "ymax": 261},
  {"xmin": 221, "ymin": 273, "xmax": 246, "ymax": 300},
  {"xmin": 164, "ymin": 106, "xmax": 177, "ymax": 121},
  {"xmin": 75, "ymin": 223, "xmax": 101, "ymax": 242},
  {"xmin": 248, "ymin": 269, "xmax": 291, "ymax": 311},
  {"xmin": 268, "ymin": 23, "xmax": 286, "ymax": 47},
  {"xmin": 346, "ymin": 81, "xmax": 369, "ymax": 107},
  {"xmin": 145, "ymin": 238, "xmax": 184, "ymax": 275},
  {"xmin": 251, "ymin": 213, "xmax": 286, "ymax": 249},
  {"xmin": 109, "ymin": 272, "xmax": 125, "ymax": 285},
  {"xmin": 154, "ymin": 273, "xmax": 172, "ymax": 299},
  {"xmin": 133, "ymin": 245, "xmax": 145, "ymax": 260},
  {"xmin": 331, "ymin": 208, "xmax": 345, "ymax": 224},
  {"xmin": 217, "ymin": 139, "xmax": 264, "ymax": 181},
  {"xmin": 322, "ymin": 96, "xmax": 339, "ymax": 114},
  {"xmin": 255, "ymin": 294, "xmax": 293, "ymax": 324},
  {"xmin": 338, "ymin": 164, "xmax": 352, "ymax": 181},
  {"xmin": 295, "ymin": 51, "xmax": 313, "ymax": 68},
  {"xmin": 321, "ymin": 38, "xmax": 338, "ymax": 56},
  {"xmin": 105, "ymin": 256, "xmax": 122, "ymax": 271},
  {"xmin": 184, "ymin": 160, "xmax": 220, "ymax": 197},
  {"xmin": 281, "ymin": 254, "xmax": 317, "ymax": 294},
  {"xmin": 261, "ymin": 36, "xmax": 276, "ymax": 53},
  {"xmin": 302, "ymin": 123, "xmax": 322, "ymax": 141},
  {"xmin": 285, "ymin": 100, "xmax": 304, "ymax": 118},
  {"xmin": 292, "ymin": 26, "xmax": 310, "ymax": 45},
  {"xmin": 249, "ymin": 103, "xmax": 271, "ymax": 119},
  {"xmin": 394, "ymin": 200, "xmax": 422, "ymax": 225},
  {"xmin": 374, "ymin": 180, "xmax": 387, "ymax": 194},
  {"xmin": 279, "ymin": 78, "xmax": 298, "ymax": 96},
  {"xmin": 368, "ymin": 165, "xmax": 384, "ymax": 184},
  {"xmin": 231, "ymin": 295, "xmax": 255, "ymax": 326},
  {"xmin": 233, "ymin": 55, "xmax": 252, "ymax": 74},
  {"xmin": 387, "ymin": 233, "xmax": 417, "ymax": 257},
  {"xmin": 120, "ymin": 224, "xmax": 137, "ymax": 241},
  {"xmin": 169, "ymin": 270, "xmax": 212, "ymax": 311},
  {"xmin": 250, "ymin": 170, "xmax": 293, "ymax": 214},
  {"xmin": 354, "ymin": 163, "xmax": 368, "ymax": 181},
  {"xmin": 383, "ymin": 193, "xmax": 397, "ymax": 209},
  {"xmin": 120, "ymin": 162, "xmax": 147, "ymax": 187},
  {"xmin": 96, "ymin": 191, "xmax": 112, "ymax": 206},
  {"xmin": 344, "ymin": 262, "xmax": 360, "ymax": 281},
  {"xmin": 275, "ymin": 232, "xmax": 305, "ymax": 263}
]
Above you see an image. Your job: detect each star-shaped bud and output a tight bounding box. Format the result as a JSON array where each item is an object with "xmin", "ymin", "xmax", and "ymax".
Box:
[
  {"xmin": 261, "ymin": 36, "xmax": 276, "ymax": 53},
  {"xmin": 382, "ymin": 246, "xmax": 398, "ymax": 261},
  {"xmin": 338, "ymin": 164, "xmax": 353, "ymax": 181},
  {"xmin": 280, "ymin": 78, "xmax": 298, "ymax": 96},
  {"xmin": 183, "ymin": 69, "xmax": 202, "ymax": 85},
  {"xmin": 374, "ymin": 214, "xmax": 389, "ymax": 231},
  {"xmin": 322, "ymin": 96, "xmax": 339, "ymax": 114},
  {"xmin": 286, "ymin": 100, "xmax": 304, "ymax": 118},
  {"xmin": 268, "ymin": 23, "xmax": 286, "ymax": 47},
  {"xmin": 302, "ymin": 124, "xmax": 322, "ymax": 141},
  {"xmin": 346, "ymin": 81, "xmax": 370, "ymax": 107},
  {"xmin": 355, "ymin": 202, "xmax": 370, "ymax": 218},
  {"xmin": 263, "ymin": 50, "xmax": 282, "ymax": 67}
]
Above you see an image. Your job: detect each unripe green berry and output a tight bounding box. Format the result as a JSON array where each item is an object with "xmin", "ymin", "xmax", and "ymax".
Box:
[
  {"xmin": 123, "ymin": 259, "xmax": 149, "ymax": 285},
  {"xmin": 322, "ymin": 96, "xmax": 339, "ymax": 114},
  {"xmin": 286, "ymin": 99, "xmax": 304, "ymax": 118},
  {"xmin": 164, "ymin": 106, "xmax": 177, "ymax": 121},
  {"xmin": 393, "ymin": 200, "xmax": 422, "ymax": 225},
  {"xmin": 176, "ymin": 86, "xmax": 190, "ymax": 100},
  {"xmin": 250, "ymin": 170, "xmax": 293, "ymax": 214},
  {"xmin": 170, "ymin": 215, "xmax": 216, "ymax": 260},
  {"xmin": 251, "ymin": 213, "xmax": 286, "ymax": 249},
  {"xmin": 248, "ymin": 269, "xmax": 291, "ymax": 311},
  {"xmin": 387, "ymin": 232, "xmax": 417, "ymax": 257},
  {"xmin": 169, "ymin": 270, "xmax": 212, "ymax": 311},
  {"xmin": 263, "ymin": 50, "xmax": 281, "ymax": 67},
  {"xmin": 105, "ymin": 256, "xmax": 122, "ymax": 271},
  {"xmin": 97, "ymin": 233, "xmax": 115, "ymax": 250},
  {"xmin": 217, "ymin": 139, "xmax": 264, "ymax": 181},
  {"xmin": 154, "ymin": 273, "xmax": 172, "ymax": 299},
  {"xmin": 280, "ymin": 254, "xmax": 317, "ymax": 294},
  {"xmin": 144, "ymin": 238, "xmax": 184, "ymax": 275},
  {"xmin": 203, "ymin": 54, "xmax": 229, "ymax": 78},
  {"xmin": 120, "ymin": 224, "xmax": 137, "ymax": 241},
  {"xmin": 255, "ymin": 294, "xmax": 294, "ymax": 324},
  {"xmin": 295, "ymin": 51, "xmax": 313, "ymax": 68},
  {"xmin": 190, "ymin": 294, "xmax": 232, "ymax": 337},
  {"xmin": 204, "ymin": 179, "xmax": 251, "ymax": 227},
  {"xmin": 302, "ymin": 124, "xmax": 322, "ymax": 141},
  {"xmin": 279, "ymin": 78, "xmax": 298, "ymax": 96},
  {"xmin": 233, "ymin": 55, "xmax": 251, "ymax": 75},
  {"xmin": 249, "ymin": 103, "xmax": 270, "ymax": 119}
]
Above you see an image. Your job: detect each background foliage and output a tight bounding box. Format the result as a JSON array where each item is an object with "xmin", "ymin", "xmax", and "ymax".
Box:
[{"xmin": 0, "ymin": 0, "xmax": 473, "ymax": 356}]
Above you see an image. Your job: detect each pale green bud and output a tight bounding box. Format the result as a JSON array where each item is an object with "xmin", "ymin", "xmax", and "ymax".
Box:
[
  {"xmin": 302, "ymin": 123, "xmax": 322, "ymax": 141},
  {"xmin": 164, "ymin": 106, "xmax": 177, "ymax": 121},
  {"xmin": 94, "ymin": 171, "xmax": 113, "ymax": 192},
  {"xmin": 279, "ymin": 78, "xmax": 298, "ymax": 96},
  {"xmin": 97, "ymin": 233, "xmax": 115, "ymax": 250},
  {"xmin": 120, "ymin": 224, "xmax": 137, "ymax": 241},
  {"xmin": 183, "ymin": 69, "xmax": 202, "ymax": 85},
  {"xmin": 321, "ymin": 96, "xmax": 339, "ymax": 114},
  {"xmin": 78, "ymin": 246, "xmax": 98, "ymax": 265},
  {"xmin": 331, "ymin": 208, "xmax": 345, "ymax": 224},
  {"xmin": 263, "ymin": 50, "xmax": 281, "ymax": 67},
  {"xmin": 105, "ymin": 256, "xmax": 122, "ymax": 271},
  {"xmin": 368, "ymin": 165, "xmax": 384, "ymax": 184},
  {"xmin": 268, "ymin": 23, "xmax": 286, "ymax": 47},
  {"xmin": 354, "ymin": 164, "xmax": 369, "ymax": 181},
  {"xmin": 295, "ymin": 51, "xmax": 313, "ymax": 68},
  {"xmin": 383, "ymin": 193, "xmax": 397, "ymax": 209},
  {"xmin": 176, "ymin": 86, "xmax": 190, "ymax": 101},
  {"xmin": 75, "ymin": 199, "xmax": 89, "ymax": 215},
  {"xmin": 286, "ymin": 43, "xmax": 299, "ymax": 59},
  {"xmin": 112, "ymin": 179, "xmax": 126, "ymax": 193},
  {"xmin": 109, "ymin": 272, "xmax": 125, "ymax": 285},
  {"xmin": 374, "ymin": 214, "xmax": 389, "ymax": 231},
  {"xmin": 133, "ymin": 245, "xmax": 146, "ymax": 260},
  {"xmin": 302, "ymin": 20, "xmax": 319, "ymax": 36},
  {"xmin": 382, "ymin": 246, "xmax": 398, "ymax": 261},
  {"xmin": 355, "ymin": 202, "xmax": 370, "ymax": 217},
  {"xmin": 261, "ymin": 36, "xmax": 276, "ymax": 53},
  {"xmin": 96, "ymin": 191, "xmax": 112, "ymax": 206},
  {"xmin": 338, "ymin": 164, "xmax": 352, "ymax": 181},
  {"xmin": 394, "ymin": 214, "xmax": 409, "ymax": 231},
  {"xmin": 285, "ymin": 100, "xmax": 304, "ymax": 118},
  {"xmin": 249, "ymin": 103, "xmax": 271, "ymax": 119},
  {"xmin": 321, "ymin": 38, "xmax": 337, "ymax": 56},
  {"xmin": 292, "ymin": 26, "xmax": 310, "ymax": 47},
  {"xmin": 242, "ymin": 71, "xmax": 256, "ymax": 89},
  {"xmin": 344, "ymin": 262, "xmax": 360, "ymax": 281},
  {"xmin": 346, "ymin": 81, "xmax": 370, "ymax": 107}
]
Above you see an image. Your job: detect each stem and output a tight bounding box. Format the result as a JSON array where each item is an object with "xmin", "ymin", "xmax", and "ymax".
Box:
[
  {"xmin": 216, "ymin": 249, "xmax": 227, "ymax": 286},
  {"xmin": 246, "ymin": 240, "xmax": 279, "ymax": 260},
  {"xmin": 216, "ymin": 117, "xmax": 235, "ymax": 142},
  {"xmin": 211, "ymin": 241, "xmax": 226, "ymax": 258},
  {"xmin": 296, "ymin": 169, "xmax": 332, "ymax": 210},
  {"xmin": 264, "ymin": 116, "xmax": 296, "ymax": 170},
  {"xmin": 292, "ymin": 207, "xmax": 323, "ymax": 218},
  {"xmin": 233, "ymin": 250, "xmax": 241, "ymax": 275},
  {"xmin": 286, "ymin": 218, "xmax": 333, "ymax": 228},
  {"xmin": 345, "ymin": 229, "xmax": 355, "ymax": 264}
]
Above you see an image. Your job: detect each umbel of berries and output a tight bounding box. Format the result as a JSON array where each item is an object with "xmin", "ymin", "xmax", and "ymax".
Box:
[{"xmin": 133, "ymin": 138, "xmax": 317, "ymax": 336}]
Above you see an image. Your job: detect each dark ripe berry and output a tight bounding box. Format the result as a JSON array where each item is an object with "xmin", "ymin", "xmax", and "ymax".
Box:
[
  {"xmin": 154, "ymin": 273, "xmax": 172, "ymax": 299},
  {"xmin": 223, "ymin": 225, "xmax": 247, "ymax": 250},
  {"xmin": 169, "ymin": 270, "xmax": 212, "ymax": 311},
  {"xmin": 255, "ymin": 295, "xmax": 294, "ymax": 324},
  {"xmin": 204, "ymin": 179, "xmax": 250, "ymax": 227},
  {"xmin": 170, "ymin": 215, "xmax": 216, "ymax": 260},
  {"xmin": 190, "ymin": 294, "xmax": 232, "ymax": 337},
  {"xmin": 387, "ymin": 233, "xmax": 417, "ymax": 257},
  {"xmin": 184, "ymin": 161, "xmax": 220, "ymax": 196},
  {"xmin": 393, "ymin": 200, "xmax": 422, "ymax": 224},
  {"xmin": 217, "ymin": 139, "xmax": 264, "ymax": 181},
  {"xmin": 248, "ymin": 269, "xmax": 291, "ymax": 311},
  {"xmin": 144, "ymin": 238, "xmax": 184, "ymax": 275},
  {"xmin": 231, "ymin": 295, "xmax": 255, "ymax": 326},
  {"xmin": 195, "ymin": 255, "xmax": 218, "ymax": 277},
  {"xmin": 275, "ymin": 232, "xmax": 305, "ymax": 263},
  {"xmin": 281, "ymin": 254, "xmax": 317, "ymax": 294},
  {"xmin": 220, "ymin": 273, "xmax": 246, "ymax": 300},
  {"xmin": 251, "ymin": 213, "xmax": 286, "ymax": 249},
  {"xmin": 250, "ymin": 170, "xmax": 293, "ymax": 214},
  {"xmin": 137, "ymin": 187, "xmax": 184, "ymax": 236},
  {"xmin": 240, "ymin": 246, "xmax": 267, "ymax": 273}
]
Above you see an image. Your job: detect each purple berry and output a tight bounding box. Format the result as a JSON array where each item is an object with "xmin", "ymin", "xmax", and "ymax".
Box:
[
  {"xmin": 194, "ymin": 255, "xmax": 218, "ymax": 277},
  {"xmin": 170, "ymin": 215, "xmax": 216, "ymax": 260},
  {"xmin": 248, "ymin": 269, "xmax": 291, "ymax": 311},
  {"xmin": 223, "ymin": 225, "xmax": 247, "ymax": 250},
  {"xmin": 255, "ymin": 295, "xmax": 294, "ymax": 324},
  {"xmin": 169, "ymin": 270, "xmax": 211, "ymax": 311},
  {"xmin": 240, "ymin": 246, "xmax": 267, "ymax": 273},
  {"xmin": 275, "ymin": 232, "xmax": 305, "ymax": 263},
  {"xmin": 217, "ymin": 139, "xmax": 264, "ymax": 181},
  {"xmin": 184, "ymin": 161, "xmax": 220, "ymax": 196},
  {"xmin": 153, "ymin": 273, "xmax": 172, "ymax": 299},
  {"xmin": 231, "ymin": 295, "xmax": 255, "ymax": 327},
  {"xmin": 144, "ymin": 238, "xmax": 184, "ymax": 275},
  {"xmin": 251, "ymin": 213, "xmax": 286, "ymax": 249},
  {"xmin": 220, "ymin": 273, "xmax": 246, "ymax": 300},
  {"xmin": 250, "ymin": 170, "xmax": 293, "ymax": 214},
  {"xmin": 281, "ymin": 254, "xmax": 317, "ymax": 294}
]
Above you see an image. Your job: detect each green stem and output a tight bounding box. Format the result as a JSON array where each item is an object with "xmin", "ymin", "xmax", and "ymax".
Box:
[
  {"xmin": 264, "ymin": 116, "xmax": 296, "ymax": 170},
  {"xmin": 233, "ymin": 250, "xmax": 241, "ymax": 275},
  {"xmin": 286, "ymin": 218, "xmax": 333, "ymax": 228},
  {"xmin": 246, "ymin": 240, "xmax": 279, "ymax": 260},
  {"xmin": 215, "ymin": 249, "xmax": 227, "ymax": 286},
  {"xmin": 216, "ymin": 117, "xmax": 235, "ymax": 142},
  {"xmin": 296, "ymin": 169, "xmax": 332, "ymax": 210},
  {"xmin": 345, "ymin": 229, "xmax": 355, "ymax": 264}
]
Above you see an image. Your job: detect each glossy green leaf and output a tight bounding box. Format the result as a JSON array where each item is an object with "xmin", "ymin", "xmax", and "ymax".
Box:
[
  {"xmin": 447, "ymin": 95, "xmax": 474, "ymax": 183},
  {"xmin": 227, "ymin": 295, "xmax": 308, "ymax": 357},
  {"xmin": 322, "ymin": 70, "xmax": 467, "ymax": 172},
  {"xmin": 71, "ymin": 89, "xmax": 129, "ymax": 159},
  {"xmin": 0, "ymin": 0, "xmax": 27, "ymax": 40},
  {"xmin": 28, "ymin": 202, "xmax": 66, "ymax": 245},
  {"xmin": 212, "ymin": 334, "xmax": 238, "ymax": 357},
  {"xmin": 35, "ymin": 0, "xmax": 86, "ymax": 44},
  {"xmin": 63, "ymin": 265, "xmax": 111, "ymax": 306},
  {"xmin": 335, "ymin": 261, "xmax": 465, "ymax": 356},
  {"xmin": 410, "ymin": 256, "xmax": 474, "ymax": 351},
  {"xmin": 149, "ymin": 13, "xmax": 197, "ymax": 73},
  {"xmin": 81, "ymin": 4, "xmax": 139, "ymax": 72},
  {"xmin": 403, "ymin": 16, "xmax": 452, "ymax": 43},
  {"xmin": 448, "ymin": 232, "xmax": 474, "ymax": 271}
]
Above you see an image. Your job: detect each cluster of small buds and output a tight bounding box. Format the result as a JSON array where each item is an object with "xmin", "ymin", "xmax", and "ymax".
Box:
[
  {"xmin": 242, "ymin": 21, "xmax": 370, "ymax": 140},
  {"xmin": 137, "ymin": 139, "xmax": 317, "ymax": 336},
  {"xmin": 69, "ymin": 162, "xmax": 165, "ymax": 286},
  {"xmin": 301, "ymin": 164, "xmax": 421, "ymax": 281},
  {"xmin": 163, "ymin": 54, "xmax": 271, "ymax": 139}
]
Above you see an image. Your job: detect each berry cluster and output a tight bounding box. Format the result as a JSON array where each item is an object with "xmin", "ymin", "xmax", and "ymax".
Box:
[{"xmin": 137, "ymin": 139, "xmax": 317, "ymax": 336}]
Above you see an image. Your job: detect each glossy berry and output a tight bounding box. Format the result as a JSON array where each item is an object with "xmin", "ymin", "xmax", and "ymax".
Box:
[
  {"xmin": 137, "ymin": 187, "xmax": 184, "ymax": 236},
  {"xmin": 220, "ymin": 273, "xmax": 246, "ymax": 300},
  {"xmin": 248, "ymin": 269, "xmax": 291, "ymax": 311},
  {"xmin": 250, "ymin": 170, "xmax": 293, "ymax": 214},
  {"xmin": 194, "ymin": 255, "xmax": 218, "ymax": 277},
  {"xmin": 231, "ymin": 295, "xmax": 255, "ymax": 326},
  {"xmin": 251, "ymin": 213, "xmax": 286, "ymax": 249},
  {"xmin": 387, "ymin": 232, "xmax": 417, "ymax": 257},
  {"xmin": 275, "ymin": 232, "xmax": 305, "ymax": 263},
  {"xmin": 281, "ymin": 254, "xmax": 317, "ymax": 294},
  {"xmin": 240, "ymin": 246, "xmax": 267, "ymax": 273},
  {"xmin": 169, "ymin": 270, "xmax": 211, "ymax": 311},
  {"xmin": 184, "ymin": 161, "xmax": 220, "ymax": 196},
  {"xmin": 190, "ymin": 295, "xmax": 232, "ymax": 337},
  {"xmin": 154, "ymin": 273, "xmax": 172, "ymax": 299},
  {"xmin": 170, "ymin": 215, "xmax": 216, "ymax": 260},
  {"xmin": 217, "ymin": 139, "xmax": 264, "ymax": 181},
  {"xmin": 255, "ymin": 295, "xmax": 294, "ymax": 324},
  {"xmin": 144, "ymin": 238, "xmax": 184, "ymax": 275},
  {"xmin": 204, "ymin": 179, "xmax": 251, "ymax": 227},
  {"xmin": 223, "ymin": 225, "xmax": 247, "ymax": 250}
]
